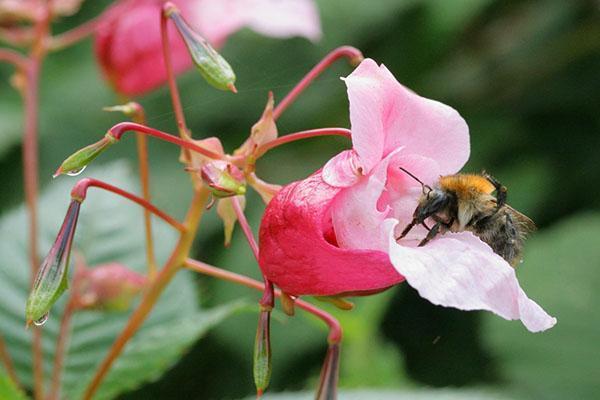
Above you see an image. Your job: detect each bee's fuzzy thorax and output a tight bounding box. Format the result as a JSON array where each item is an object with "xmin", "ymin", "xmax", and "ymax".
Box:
[{"xmin": 439, "ymin": 174, "xmax": 495, "ymax": 199}]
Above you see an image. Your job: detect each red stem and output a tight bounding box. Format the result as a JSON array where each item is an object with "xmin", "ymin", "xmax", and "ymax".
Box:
[
  {"xmin": 0, "ymin": 48, "xmax": 28, "ymax": 70},
  {"xmin": 48, "ymin": 298, "xmax": 76, "ymax": 400},
  {"xmin": 230, "ymin": 197, "xmax": 259, "ymax": 260},
  {"xmin": 184, "ymin": 259, "xmax": 342, "ymax": 343},
  {"xmin": 0, "ymin": 337, "xmax": 20, "ymax": 388},
  {"xmin": 273, "ymin": 46, "xmax": 364, "ymax": 120},
  {"xmin": 26, "ymin": 3, "xmax": 54, "ymax": 396},
  {"xmin": 108, "ymin": 122, "xmax": 224, "ymax": 160},
  {"xmin": 160, "ymin": 2, "xmax": 189, "ymax": 139},
  {"xmin": 70, "ymin": 178, "xmax": 186, "ymax": 232},
  {"xmin": 254, "ymin": 128, "xmax": 352, "ymax": 158},
  {"xmin": 46, "ymin": 2, "xmax": 121, "ymax": 51},
  {"xmin": 230, "ymin": 197, "xmax": 274, "ymax": 308}
]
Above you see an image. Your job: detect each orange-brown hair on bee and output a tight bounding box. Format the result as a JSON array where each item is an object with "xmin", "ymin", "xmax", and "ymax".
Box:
[{"xmin": 397, "ymin": 169, "xmax": 535, "ymax": 267}]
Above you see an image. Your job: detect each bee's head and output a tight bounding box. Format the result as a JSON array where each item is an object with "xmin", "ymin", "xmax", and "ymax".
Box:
[
  {"xmin": 415, "ymin": 188, "xmax": 449, "ymax": 222},
  {"xmin": 398, "ymin": 167, "xmax": 450, "ymax": 222}
]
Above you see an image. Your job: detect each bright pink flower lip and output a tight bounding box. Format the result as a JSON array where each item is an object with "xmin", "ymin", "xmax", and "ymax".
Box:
[
  {"xmin": 95, "ymin": 0, "xmax": 321, "ymax": 96},
  {"xmin": 259, "ymin": 58, "xmax": 556, "ymax": 332},
  {"xmin": 259, "ymin": 171, "xmax": 402, "ymax": 297}
]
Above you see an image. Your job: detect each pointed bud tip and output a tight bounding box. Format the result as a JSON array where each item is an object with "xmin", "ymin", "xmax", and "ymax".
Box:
[
  {"xmin": 52, "ymin": 167, "xmax": 62, "ymax": 178},
  {"xmin": 256, "ymin": 389, "xmax": 264, "ymax": 399},
  {"xmin": 228, "ymin": 83, "xmax": 238, "ymax": 94}
]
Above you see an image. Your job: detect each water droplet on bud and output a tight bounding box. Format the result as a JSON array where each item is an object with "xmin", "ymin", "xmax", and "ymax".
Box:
[
  {"xmin": 66, "ymin": 165, "xmax": 86, "ymax": 176},
  {"xmin": 33, "ymin": 313, "xmax": 49, "ymax": 326}
]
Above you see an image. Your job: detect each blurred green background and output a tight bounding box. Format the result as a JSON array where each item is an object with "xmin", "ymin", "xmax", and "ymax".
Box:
[{"xmin": 1, "ymin": 0, "xmax": 599, "ymax": 399}]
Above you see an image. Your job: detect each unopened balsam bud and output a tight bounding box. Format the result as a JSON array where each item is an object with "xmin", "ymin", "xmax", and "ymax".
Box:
[
  {"xmin": 54, "ymin": 133, "xmax": 117, "ymax": 178},
  {"xmin": 165, "ymin": 4, "xmax": 237, "ymax": 92},
  {"xmin": 72, "ymin": 263, "xmax": 146, "ymax": 312},
  {"xmin": 200, "ymin": 161, "xmax": 246, "ymax": 198},
  {"xmin": 26, "ymin": 200, "xmax": 81, "ymax": 326}
]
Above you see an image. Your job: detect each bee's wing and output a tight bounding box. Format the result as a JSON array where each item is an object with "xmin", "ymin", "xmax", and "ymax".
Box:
[{"xmin": 506, "ymin": 205, "xmax": 537, "ymax": 235}]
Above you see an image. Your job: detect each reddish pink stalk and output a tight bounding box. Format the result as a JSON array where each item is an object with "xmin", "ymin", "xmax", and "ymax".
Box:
[
  {"xmin": 107, "ymin": 122, "xmax": 224, "ymax": 160},
  {"xmin": 160, "ymin": 2, "xmax": 189, "ymax": 138},
  {"xmin": 46, "ymin": 5, "xmax": 118, "ymax": 51},
  {"xmin": 0, "ymin": 48, "xmax": 28, "ymax": 69},
  {"xmin": 48, "ymin": 295, "xmax": 76, "ymax": 400},
  {"xmin": 70, "ymin": 178, "xmax": 186, "ymax": 232},
  {"xmin": 254, "ymin": 128, "xmax": 351, "ymax": 158},
  {"xmin": 27, "ymin": 4, "xmax": 54, "ymax": 396},
  {"xmin": 230, "ymin": 197, "xmax": 274, "ymax": 307},
  {"xmin": 230, "ymin": 196, "xmax": 259, "ymax": 259},
  {"xmin": 273, "ymin": 46, "xmax": 364, "ymax": 120},
  {"xmin": 183, "ymin": 259, "xmax": 342, "ymax": 343},
  {"xmin": 0, "ymin": 337, "xmax": 20, "ymax": 388}
]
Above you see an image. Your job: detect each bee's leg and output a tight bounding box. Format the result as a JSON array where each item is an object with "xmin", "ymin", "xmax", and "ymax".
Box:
[
  {"xmin": 484, "ymin": 173, "xmax": 507, "ymax": 211},
  {"xmin": 418, "ymin": 222, "xmax": 443, "ymax": 247},
  {"xmin": 421, "ymin": 221, "xmax": 431, "ymax": 231},
  {"xmin": 396, "ymin": 218, "xmax": 417, "ymax": 240}
]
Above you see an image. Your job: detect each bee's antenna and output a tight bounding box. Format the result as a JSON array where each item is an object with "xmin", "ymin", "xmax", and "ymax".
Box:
[{"xmin": 399, "ymin": 167, "xmax": 432, "ymax": 193}]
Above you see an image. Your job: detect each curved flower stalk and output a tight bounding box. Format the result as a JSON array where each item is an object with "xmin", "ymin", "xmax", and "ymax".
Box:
[
  {"xmin": 259, "ymin": 59, "xmax": 557, "ymax": 333},
  {"xmin": 95, "ymin": 0, "xmax": 321, "ymax": 95}
]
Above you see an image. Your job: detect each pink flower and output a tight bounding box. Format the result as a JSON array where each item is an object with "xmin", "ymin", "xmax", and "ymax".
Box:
[
  {"xmin": 259, "ymin": 59, "xmax": 556, "ymax": 332},
  {"xmin": 95, "ymin": 0, "xmax": 321, "ymax": 96}
]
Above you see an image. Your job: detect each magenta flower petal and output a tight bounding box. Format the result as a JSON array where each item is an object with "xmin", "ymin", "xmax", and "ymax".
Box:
[
  {"xmin": 95, "ymin": 0, "xmax": 321, "ymax": 96},
  {"xmin": 387, "ymin": 221, "xmax": 556, "ymax": 332},
  {"xmin": 259, "ymin": 172, "xmax": 403, "ymax": 296},
  {"xmin": 344, "ymin": 59, "xmax": 470, "ymax": 176}
]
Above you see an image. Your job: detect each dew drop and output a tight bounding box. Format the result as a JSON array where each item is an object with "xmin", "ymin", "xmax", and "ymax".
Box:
[
  {"xmin": 33, "ymin": 313, "xmax": 49, "ymax": 326},
  {"xmin": 66, "ymin": 165, "xmax": 86, "ymax": 176}
]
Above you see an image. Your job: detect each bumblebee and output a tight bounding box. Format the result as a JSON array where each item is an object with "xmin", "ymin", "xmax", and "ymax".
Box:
[{"xmin": 397, "ymin": 168, "xmax": 536, "ymax": 267}]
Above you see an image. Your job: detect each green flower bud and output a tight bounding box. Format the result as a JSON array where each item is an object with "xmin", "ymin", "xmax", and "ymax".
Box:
[
  {"xmin": 253, "ymin": 309, "xmax": 272, "ymax": 396},
  {"xmin": 53, "ymin": 134, "xmax": 117, "ymax": 178},
  {"xmin": 166, "ymin": 6, "xmax": 237, "ymax": 92},
  {"xmin": 26, "ymin": 200, "xmax": 81, "ymax": 326}
]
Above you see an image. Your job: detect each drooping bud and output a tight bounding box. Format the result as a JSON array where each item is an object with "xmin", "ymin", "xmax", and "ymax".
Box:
[
  {"xmin": 164, "ymin": 4, "xmax": 237, "ymax": 92},
  {"xmin": 26, "ymin": 200, "xmax": 81, "ymax": 326},
  {"xmin": 315, "ymin": 344, "xmax": 341, "ymax": 400},
  {"xmin": 72, "ymin": 263, "xmax": 146, "ymax": 312},
  {"xmin": 216, "ymin": 196, "xmax": 245, "ymax": 247},
  {"xmin": 253, "ymin": 309, "xmax": 272, "ymax": 397},
  {"xmin": 53, "ymin": 133, "xmax": 117, "ymax": 178},
  {"xmin": 200, "ymin": 161, "xmax": 246, "ymax": 198}
]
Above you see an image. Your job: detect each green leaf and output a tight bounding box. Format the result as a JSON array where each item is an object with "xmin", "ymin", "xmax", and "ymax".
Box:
[
  {"xmin": 0, "ymin": 373, "xmax": 27, "ymax": 400},
  {"xmin": 241, "ymin": 388, "xmax": 513, "ymax": 399},
  {"xmin": 482, "ymin": 213, "xmax": 600, "ymax": 400},
  {"xmin": 0, "ymin": 161, "xmax": 235, "ymax": 398},
  {"xmin": 88, "ymin": 304, "xmax": 244, "ymax": 400}
]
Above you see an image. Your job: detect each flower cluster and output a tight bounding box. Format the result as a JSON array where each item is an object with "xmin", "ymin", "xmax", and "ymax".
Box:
[{"xmin": 259, "ymin": 59, "xmax": 556, "ymax": 333}]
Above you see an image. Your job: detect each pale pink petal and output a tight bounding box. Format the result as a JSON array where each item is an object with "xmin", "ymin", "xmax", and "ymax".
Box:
[
  {"xmin": 343, "ymin": 59, "xmax": 387, "ymax": 173},
  {"xmin": 345, "ymin": 59, "xmax": 470, "ymax": 176},
  {"xmin": 259, "ymin": 172, "xmax": 402, "ymax": 296},
  {"xmin": 330, "ymin": 149, "xmax": 404, "ymax": 252},
  {"xmin": 322, "ymin": 150, "xmax": 362, "ymax": 188},
  {"xmin": 386, "ymin": 221, "xmax": 556, "ymax": 332},
  {"xmin": 194, "ymin": 0, "xmax": 321, "ymax": 46},
  {"xmin": 384, "ymin": 153, "xmax": 442, "ymax": 226}
]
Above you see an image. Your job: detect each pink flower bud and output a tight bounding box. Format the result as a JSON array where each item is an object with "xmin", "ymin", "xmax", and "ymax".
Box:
[
  {"xmin": 200, "ymin": 161, "xmax": 246, "ymax": 198},
  {"xmin": 72, "ymin": 263, "xmax": 146, "ymax": 312}
]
